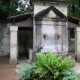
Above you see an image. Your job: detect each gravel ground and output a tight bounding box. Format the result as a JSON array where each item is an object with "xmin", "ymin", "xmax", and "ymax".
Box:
[{"xmin": 0, "ymin": 56, "xmax": 16, "ymax": 80}]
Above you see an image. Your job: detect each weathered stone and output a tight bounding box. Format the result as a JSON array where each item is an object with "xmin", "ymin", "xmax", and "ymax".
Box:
[
  {"xmin": 75, "ymin": 27, "xmax": 80, "ymax": 62},
  {"xmin": 0, "ymin": 23, "xmax": 10, "ymax": 56},
  {"xmin": 33, "ymin": 2, "xmax": 68, "ymax": 54},
  {"xmin": 10, "ymin": 26, "xmax": 18, "ymax": 64}
]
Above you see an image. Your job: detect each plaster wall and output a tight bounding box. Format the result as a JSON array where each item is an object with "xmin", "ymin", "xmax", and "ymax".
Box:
[
  {"xmin": 33, "ymin": 2, "xmax": 68, "ymax": 53},
  {"xmin": 36, "ymin": 20, "xmax": 68, "ymax": 53},
  {"xmin": 0, "ymin": 23, "xmax": 10, "ymax": 56},
  {"xmin": 34, "ymin": 3, "xmax": 68, "ymax": 16}
]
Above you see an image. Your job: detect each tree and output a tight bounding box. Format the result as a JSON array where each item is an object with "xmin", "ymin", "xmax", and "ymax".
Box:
[
  {"xmin": 0, "ymin": 0, "xmax": 8, "ymax": 20},
  {"xmin": 18, "ymin": 0, "xmax": 33, "ymax": 14},
  {"xmin": 29, "ymin": 0, "xmax": 80, "ymax": 18},
  {"xmin": 62, "ymin": 0, "xmax": 80, "ymax": 18},
  {"xmin": 0, "ymin": 0, "xmax": 19, "ymax": 21},
  {"xmin": 0, "ymin": 0, "xmax": 80, "ymax": 21},
  {"xmin": 30, "ymin": 0, "xmax": 80, "ymax": 18},
  {"xmin": 0, "ymin": 0, "xmax": 30, "ymax": 21}
]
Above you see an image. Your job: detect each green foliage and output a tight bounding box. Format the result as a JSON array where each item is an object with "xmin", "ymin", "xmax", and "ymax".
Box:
[
  {"xmin": 19, "ymin": 63, "xmax": 36, "ymax": 80},
  {"xmin": 19, "ymin": 52, "xmax": 79, "ymax": 80},
  {"xmin": 62, "ymin": 0, "xmax": 80, "ymax": 18},
  {"xmin": 34, "ymin": 52, "xmax": 74, "ymax": 80},
  {"xmin": 0, "ymin": 0, "xmax": 18, "ymax": 20},
  {"xmin": 1, "ymin": 0, "xmax": 80, "ymax": 21},
  {"xmin": 0, "ymin": 0, "xmax": 33, "ymax": 21},
  {"xmin": 62, "ymin": 68, "xmax": 80, "ymax": 80}
]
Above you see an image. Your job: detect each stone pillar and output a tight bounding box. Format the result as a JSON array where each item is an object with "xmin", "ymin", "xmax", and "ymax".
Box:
[
  {"xmin": 33, "ymin": 18, "xmax": 37, "ymax": 52},
  {"xmin": 28, "ymin": 48, "xmax": 33, "ymax": 63},
  {"xmin": 10, "ymin": 26, "xmax": 18, "ymax": 64},
  {"xmin": 75, "ymin": 27, "xmax": 80, "ymax": 62}
]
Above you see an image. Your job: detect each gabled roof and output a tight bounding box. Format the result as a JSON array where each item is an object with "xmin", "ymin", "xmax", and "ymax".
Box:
[{"xmin": 35, "ymin": 6, "xmax": 67, "ymax": 19}]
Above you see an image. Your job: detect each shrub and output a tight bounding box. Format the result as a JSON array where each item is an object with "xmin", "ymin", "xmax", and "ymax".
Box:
[
  {"xmin": 19, "ymin": 52, "xmax": 79, "ymax": 80},
  {"xmin": 19, "ymin": 63, "xmax": 36, "ymax": 80},
  {"xmin": 62, "ymin": 68, "xmax": 79, "ymax": 80},
  {"xmin": 34, "ymin": 52, "xmax": 79, "ymax": 80}
]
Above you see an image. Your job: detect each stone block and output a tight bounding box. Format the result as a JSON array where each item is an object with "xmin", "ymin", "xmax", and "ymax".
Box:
[
  {"xmin": 29, "ymin": 49, "xmax": 33, "ymax": 63},
  {"xmin": 10, "ymin": 26, "xmax": 18, "ymax": 31},
  {"xmin": 76, "ymin": 53, "xmax": 80, "ymax": 63}
]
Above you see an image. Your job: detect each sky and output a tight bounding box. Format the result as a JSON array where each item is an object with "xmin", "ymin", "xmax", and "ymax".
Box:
[{"xmin": 16, "ymin": 0, "xmax": 30, "ymax": 11}]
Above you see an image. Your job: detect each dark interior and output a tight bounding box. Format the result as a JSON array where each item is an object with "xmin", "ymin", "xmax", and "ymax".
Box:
[
  {"xmin": 18, "ymin": 27, "xmax": 33, "ymax": 59},
  {"xmin": 70, "ymin": 28, "xmax": 75, "ymax": 38}
]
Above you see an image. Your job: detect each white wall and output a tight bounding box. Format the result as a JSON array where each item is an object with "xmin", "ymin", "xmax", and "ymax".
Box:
[{"xmin": 33, "ymin": 2, "xmax": 68, "ymax": 53}]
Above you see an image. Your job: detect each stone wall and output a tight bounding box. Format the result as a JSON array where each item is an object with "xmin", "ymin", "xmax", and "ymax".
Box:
[
  {"xmin": 0, "ymin": 22, "xmax": 10, "ymax": 56},
  {"xmin": 33, "ymin": 2, "xmax": 68, "ymax": 53}
]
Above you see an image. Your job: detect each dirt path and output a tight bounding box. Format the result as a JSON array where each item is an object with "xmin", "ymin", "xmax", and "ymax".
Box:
[{"xmin": 0, "ymin": 56, "xmax": 16, "ymax": 80}]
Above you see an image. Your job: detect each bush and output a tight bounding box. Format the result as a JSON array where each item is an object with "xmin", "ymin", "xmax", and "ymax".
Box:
[
  {"xmin": 19, "ymin": 63, "xmax": 36, "ymax": 80},
  {"xmin": 19, "ymin": 52, "xmax": 79, "ymax": 80},
  {"xmin": 62, "ymin": 68, "xmax": 79, "ymax": 80}
]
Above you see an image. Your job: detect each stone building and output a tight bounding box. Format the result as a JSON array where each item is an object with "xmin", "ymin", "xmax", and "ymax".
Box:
[
  {"xmin": 68, "ymin": 16, "xmax": 80, "ymax": 53},
  {"xmin": 7, "ymin": 0, "xmax": 70, "ymax": 64},
  {"xmin": 68, "ymin": 16, "xmax": 80, "ymax": 40}
]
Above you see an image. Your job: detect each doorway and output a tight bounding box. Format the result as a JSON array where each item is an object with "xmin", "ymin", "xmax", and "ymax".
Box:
[{"xmin": 18, "ymin": 27, "xmax": 33, "ymax": 59}]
